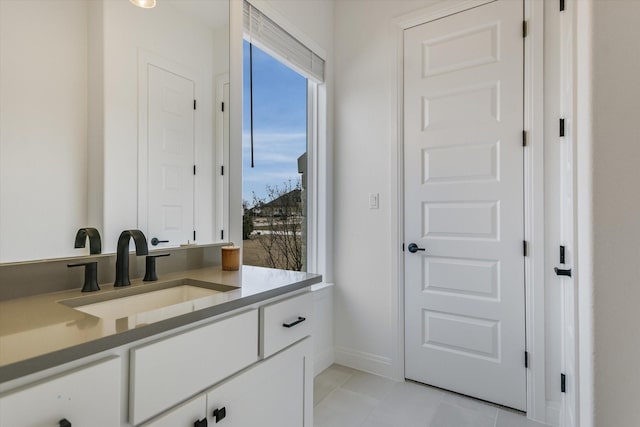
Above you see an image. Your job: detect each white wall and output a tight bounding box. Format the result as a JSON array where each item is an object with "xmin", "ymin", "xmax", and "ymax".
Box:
[
  {"xmin": 588, "ymin": 0, "xmax": 640, "ymax": 424},
  {"xmin": 333, "ymin": 0, "xmax": 441, "ymax": 378},
  {"xmin": 99, "ymin": 0, "xmax": 225, "ymax": 252},
  {"xmin": 0, "ymin": 0, "xmax": 88, "ymax": 262}
]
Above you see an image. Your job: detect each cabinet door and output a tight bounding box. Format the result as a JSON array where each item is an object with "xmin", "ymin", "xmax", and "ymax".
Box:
[
  {"xmin": 206, "ymin": 337, "xmax": 312, "ymax": 427},
  {"xmin": 0, "ymin": 357, "xmax": 120, "ymax": 427},
  {"xmin": 142, "ymin": 395, "xmax": 206, "ymax": 427}
]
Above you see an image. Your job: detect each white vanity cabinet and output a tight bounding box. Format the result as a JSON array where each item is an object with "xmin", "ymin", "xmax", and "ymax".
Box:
[
  {"xmin": 0, "ymin": 356, "xmax": 121, "ymax": 427},
  {"xmin": 136, "ymin": 291, "xmax": 314, "ymax": 427}
]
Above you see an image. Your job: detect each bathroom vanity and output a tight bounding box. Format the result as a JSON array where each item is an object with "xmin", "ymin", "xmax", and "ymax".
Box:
[{"xmin": 0, "ymin": 265, "xmax": 321, "ymax": 426}]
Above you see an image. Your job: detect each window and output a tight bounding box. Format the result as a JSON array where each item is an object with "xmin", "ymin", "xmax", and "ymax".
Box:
[
  {"xmin": 240, "ymin": 2, "xmax": 324, "ymax": 273},
  {"xmin": 242, "ymin": 41, "xmax": 308, "ymax": 271}
]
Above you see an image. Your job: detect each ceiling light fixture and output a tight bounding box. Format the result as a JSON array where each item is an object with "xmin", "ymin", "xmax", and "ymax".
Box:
[{"xmin": 129, "ymin": 0, "xmax": 156, "ymax": 9}]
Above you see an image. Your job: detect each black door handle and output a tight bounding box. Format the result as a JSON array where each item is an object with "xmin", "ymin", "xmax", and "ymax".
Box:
[
  {"xmin": 150, "ymin": 237, "xmax": 169, "ymax": 246},
  {"xmin": 283, "ymin": 316, "xmax": 306, "ymax": 328},
  {"xmin": 554, "ymin": 267, "xmax": 572, "ymax": 277},
  {"xmin": 407, "ymin": 243, "xmax": 426, "ymax": 254}
]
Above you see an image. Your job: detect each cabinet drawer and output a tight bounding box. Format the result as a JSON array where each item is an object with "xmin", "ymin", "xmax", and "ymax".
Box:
[
  {"xmin": 206, "ymin": 337, "xmax": 309, "ymax": 427},
  {"xmin": 142, "ymin": 394, "xmax": 206, "ymax": 427},
  {"xmin": 0, "ymin": 356, "xmax": 120, "ymax": 427},
  {"xmin": 130, "ymin": 309, "xmax": 258, "ymax": 425},
  {"xmin": 260, "ymin": 292, "xmax": 312, "ymax": 358}
]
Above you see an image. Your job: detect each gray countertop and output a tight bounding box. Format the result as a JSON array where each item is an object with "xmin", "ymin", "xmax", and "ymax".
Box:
[{"xmin": 0, "ymin": 265, "xmax": 321, "ymax": 383}]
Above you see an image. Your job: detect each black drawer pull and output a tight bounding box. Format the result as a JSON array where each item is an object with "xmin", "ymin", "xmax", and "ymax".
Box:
[
  {"xmin": 59, "ymin": 419, "xmax": 71, "ymax": 427},
  {"xmin": 213, "ymin": 407, "xmax": 226, "ymax": 423},
  {"xmin": 554, "ymin": 267, "xmax": 572, "ymax": 277},
  {"xmin": 283, "ymin": 316, "xmax": 306, "ymax": 328}
]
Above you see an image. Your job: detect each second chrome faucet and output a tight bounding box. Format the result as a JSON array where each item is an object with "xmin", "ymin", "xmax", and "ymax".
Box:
[{"xmin": 114, "ymin": 230, "xmax": 148, "ymax": 287}]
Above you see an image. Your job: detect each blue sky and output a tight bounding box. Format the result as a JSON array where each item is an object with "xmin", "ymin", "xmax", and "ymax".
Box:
[{"xmin": 242, "ymin": 41, "xmax": 307, "ymax": 205}]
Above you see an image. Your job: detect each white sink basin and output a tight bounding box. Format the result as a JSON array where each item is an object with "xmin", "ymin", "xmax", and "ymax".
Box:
[
  {"xmin": 71, "ymin": 285, "xmax": 221, "ymax": 319},
  {"xmin": 59, "ymin": 279, "xmax": 237, "ymax": 320}
]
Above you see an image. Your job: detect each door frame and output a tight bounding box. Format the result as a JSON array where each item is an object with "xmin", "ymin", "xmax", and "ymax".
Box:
[{"xmin": 390, "ymin": 0, "xmax": 547, "ymax": 421}]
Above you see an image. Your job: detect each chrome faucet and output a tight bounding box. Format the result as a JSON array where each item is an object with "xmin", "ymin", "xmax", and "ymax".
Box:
[
  {"xmin": 114, "ymin": 230, "xmax": 149, "ymax": 287},
  {"xmin": 74, "ymin": 227, "xmax": 102, "ymax": 255}
]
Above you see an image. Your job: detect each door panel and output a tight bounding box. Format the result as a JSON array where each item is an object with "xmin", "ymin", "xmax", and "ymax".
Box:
[
  {"xmin": 404, "ymin": 0, "xmax": 526, "ymax": 410},
  {"xmin": 148, "ymin": 64, "xmax": 195, "ymax": 247}
]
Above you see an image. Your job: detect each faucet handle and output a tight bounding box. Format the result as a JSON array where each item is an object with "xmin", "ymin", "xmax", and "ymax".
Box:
[
  {"xmin": 68, "ymin": 262, "xmax": 100, "ymax": 292},
  {"xmin": 143, "ymin": 254, "xmax": 171, "ymax": 282}
]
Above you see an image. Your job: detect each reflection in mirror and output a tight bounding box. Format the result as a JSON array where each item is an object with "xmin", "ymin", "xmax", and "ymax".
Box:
[{"xmin": 0, "ymin": 0, "xmax": 229, "ymax": 263}]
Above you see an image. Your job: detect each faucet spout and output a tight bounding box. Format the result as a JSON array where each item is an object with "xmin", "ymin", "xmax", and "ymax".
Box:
[
  {"xmin": 114, "ymin": 229, "xmax": 149, "ymax": 287},
  {"xmin": 74, "ymin": 227, "xmax": 102, "ymax": 255}
]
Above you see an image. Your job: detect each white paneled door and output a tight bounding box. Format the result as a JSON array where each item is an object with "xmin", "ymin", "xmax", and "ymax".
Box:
[
  {"xmin": 148, "ymin": 64, "xmax": 195, "ymax": 248},
  {"xmin": 403, "ymin": 0, "xmax": 526, "ymax": 410}
]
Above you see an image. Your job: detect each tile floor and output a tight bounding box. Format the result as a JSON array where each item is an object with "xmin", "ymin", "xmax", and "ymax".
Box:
[{"xmin": 313, "ymin": 365, "xmax": 549, "ymax": 427}]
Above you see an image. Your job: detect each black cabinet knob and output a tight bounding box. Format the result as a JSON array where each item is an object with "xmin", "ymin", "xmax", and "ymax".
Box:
[
  {"xmin": 194, "ymin": 418, "xmax": 208, "ymax": 427},
  {"xmin": 59, "ymin": 419, "xmax": 72, "ymax": 427},
  {"xmin": 213, "ymin": 407, "xmax": 227, "ymax": 423}
]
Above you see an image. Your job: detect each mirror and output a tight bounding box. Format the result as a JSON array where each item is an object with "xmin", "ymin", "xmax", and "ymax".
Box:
[{"xmin": 0, "ymin": 0, "xmax": 229, "ymax": 263}]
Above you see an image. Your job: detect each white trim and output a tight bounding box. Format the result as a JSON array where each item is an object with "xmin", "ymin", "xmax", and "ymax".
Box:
[
  {"xmin": 547, "ymin": 401, "xmax": 562, "ymax": 427},
  {"xmin": 396, "ymin": 0, "xmax": 495, "ymax": 29},
  {"xmin": 392, "ymin": 0, "xmax": 546, "ymax": 421},
  {"xmin": 574, "ymin": 0, "xmax": 594, "ymax": 426},
  {"xmin": 334, "ymin": 347, "xmax": 394, "ymax": 379},
  {"xmin": 524, "ymin": 0, "xmax": 547, "ymax": 422},
  {"xmin": 215, "ymin": 74, "xmax": 230, "ymax": 244},
  {"xmin": 229, "ymin": 0, "xmax": 244, "ymax": 246},
  {"xmin": 305, "ymin": 81, "xmax": 319, "ymax": 274}
]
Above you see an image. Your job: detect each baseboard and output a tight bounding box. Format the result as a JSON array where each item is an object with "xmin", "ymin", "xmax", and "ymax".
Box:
[
  {"xmin": 546, "ymin": 401, "xmax": 561, "ymax": 427},
  {"xmin": 314, "ymin": 347, "xmax": 334, "ymax": 376},
  {"xmin": 334, "ymin": 346, "xmax": 394, "ymax": 378}
]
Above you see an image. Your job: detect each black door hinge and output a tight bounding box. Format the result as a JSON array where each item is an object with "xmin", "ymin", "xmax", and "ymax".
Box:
[
  {"xmin": 402, "ymin": 243, "xmax": 405, "ymax": 252},
  {"xmin": 523, "ymin": 240, "xmax": 529, "ymax": 257},
  {"xmin": 221, "ymin": 101, "xmax": 225, "ymax": 112},
  {"xmin": 561, "ymin": 373, "xmax": 566, "ymax": 392},
  {"xmin": 560, "ymin": 0, "xmax": 566, "ymax": 12},
  {"xmin": 193, "ymin": 165, "xmax": 196, "ymax": 175},
  {"xmin": 560, "ymin": 245, "xmax": 566, "ymax": 264},
  {"xmin": 221, "ymin": 165, "xmax": 224, "ymax": 176},
  {"xmin": 193, "ymin": 230, "xmax": 196, "ymax": 241},
  {"xmin": 522, "ymin": 130, "xmax": 527, "ymax": 147},
  {"xmin": 221, "ymin": 230, "xmax": 224, "ymax": 240},
  {"xmin": 525, "ymin": 351, "xmax": 529, "ymax": 368},
  {"xmin": 560, "ymin": 118, "xmax": 566, "ymax": 137},
  {"xmin": 523, "ymin": 21, "xmax": 528, "ymax": 38},
  {"xmin": 194, "ymin": 99, "xmax": 197, "ymax": 110}
]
